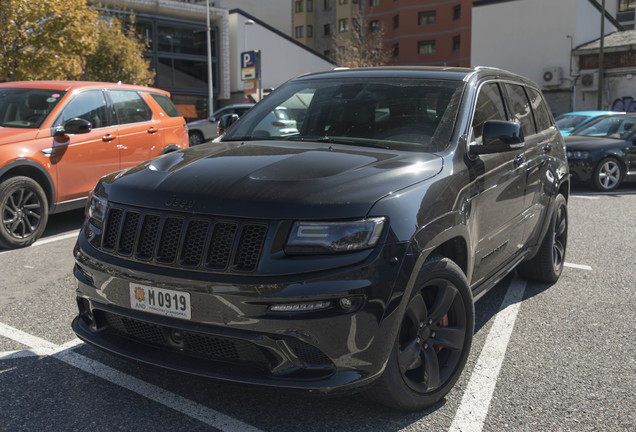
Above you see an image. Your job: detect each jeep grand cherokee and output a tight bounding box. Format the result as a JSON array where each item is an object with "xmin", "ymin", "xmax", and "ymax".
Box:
[{"xmin": 72, "ymin": 67, "xmax": 569, "ymax": 411}]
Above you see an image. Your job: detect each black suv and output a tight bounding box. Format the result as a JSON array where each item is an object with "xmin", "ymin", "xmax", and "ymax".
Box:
[{"xmin": 72, "ymin": 67, "xmax": 569, "ymax": 411}]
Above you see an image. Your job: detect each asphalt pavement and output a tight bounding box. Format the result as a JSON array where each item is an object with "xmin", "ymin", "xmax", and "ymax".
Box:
[{"xmin": 1, "ymin": 185, "xmax": 634, "ymax": 431}]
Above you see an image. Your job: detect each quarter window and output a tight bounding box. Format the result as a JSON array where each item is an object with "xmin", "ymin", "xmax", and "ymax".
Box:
[
  {"xmin": 109, "ymin": 90, "xmax": 152, "ymax": 125},
  {"xmin": 472, "ymin": 83, "xmax": 507, "ymax": 141},
  {"xmin": 60, "ymin": 90, "xmax": 109, "ymax": 129},
  {"xmin": 150, "ymin": 93, "xmax": 181, "ymax": 118}
]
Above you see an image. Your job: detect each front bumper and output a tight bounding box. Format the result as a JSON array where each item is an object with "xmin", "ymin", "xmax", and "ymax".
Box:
[
  {"xmin": 72, "ymin": 232, "xmax": 413, "ymax": 394},
  {"xmin": 567, "ymin": 159, "xmax": 594, "ymax": 183}
]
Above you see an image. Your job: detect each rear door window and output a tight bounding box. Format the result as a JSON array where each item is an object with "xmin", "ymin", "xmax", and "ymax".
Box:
[
  {"xmin": 109, "ymin": 90, "xmax": 153, "ymax": 124},
  {"xmin": 149, "ymin": 93, "xmax": 182, "ymax": 117},
  {"xmin": 526, "ymin": 88, "xmax": 553, "ymax": 132},
  {"xmin": 504, "ymin": 84, "xmax": 535, "ymax": 137}
]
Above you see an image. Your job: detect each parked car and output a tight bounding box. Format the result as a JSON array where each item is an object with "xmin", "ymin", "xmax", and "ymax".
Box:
[
  {"xmin": 555, "ymin": 110, "xmax": 622, "ymax": 136},
  {"xmin": 0, "ymin": 81, "xmax": 188, "ymax": 249},
  {"xmin": 564, "ymin": 113, "xmax": 636, "ymax": 191},
  {"xmin": 186, "ymin": 103, "xmax": 253, "ymax": 146},
  {"xmin": 72, "ymin": 67, "xmax": 569, "ymax": 412}
]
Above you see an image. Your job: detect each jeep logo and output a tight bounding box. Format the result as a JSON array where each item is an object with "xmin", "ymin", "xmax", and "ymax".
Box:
[{"xmin": 165, "ymin": 195, "xmax": 194, "ymax": 210}]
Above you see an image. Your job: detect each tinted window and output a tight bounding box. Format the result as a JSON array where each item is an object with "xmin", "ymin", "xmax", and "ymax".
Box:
[
  {"xmin": 0, "ymin": 89, "xmax": 66, "ymax": 129},
  {"xmin": 472, "ymin": 83, "xmax": 507, "ymax": 141},
  {"xmin": 150, "ymin": 93, "xmax": 181, "ymax": 117},
  {"xmin": 109, "ymin": 90, "xmax": 152, "ymax": 124},
  {"xmin": 573, "ymin": 116, "xmax": 636, "ymax": 139},
  {"xmin": 223, "ymin": 78, "xmax": 465, "ymax": 152},
  {"xmin": 527, "ymin": 88, "xmax": 552, "ymax": 131},
  {"xmin": 504, "ymin": 84, "xmax": 535, "ymax": 137},
  {"xmin": 59, "ymin": 90, "xmax": 109, "ymax": 129}
]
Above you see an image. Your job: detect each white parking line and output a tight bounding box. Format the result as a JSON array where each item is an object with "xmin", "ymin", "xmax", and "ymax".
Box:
[
  {"xmin": 448, "ymin": 277, "xmax": 527, "ymax": 432},
  {"xmin": 0, "ymin": 322, "xmax": 263, "ymax": 432},
  {"xmin": 564, "ymin": 262, "xmax": 592, "ymax": 271},
  {"xmin": 0, "ymin": 231, "xmax": 79, "ymax": 255}
]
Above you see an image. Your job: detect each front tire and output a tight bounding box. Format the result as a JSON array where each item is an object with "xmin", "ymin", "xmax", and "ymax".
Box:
[
  {"xmin": 592, "ymin": 157, "xmax": 622, "ymax": 192},
  {"xmin": 517, "ymin": 193, "xmax": 567, "ymax": 283},
  {"xmin": 0, "ymin": 176, "xmax": 49, "ymax": 249},
  {"xmin": 366, "ymin": 255, "xmax": 474, "ymax": 411}
]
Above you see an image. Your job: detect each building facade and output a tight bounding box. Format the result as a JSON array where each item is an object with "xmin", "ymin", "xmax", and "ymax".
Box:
[
  {"xmin": 471, "ymin": 0, "xmax": 623, "ymax": 114},
  {"xmin": 97, "ymin": 0, "xmax": 330, "ymax": 121}
]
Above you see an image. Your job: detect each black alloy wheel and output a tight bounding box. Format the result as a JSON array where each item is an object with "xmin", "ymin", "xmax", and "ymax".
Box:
[
  {"xmin": 517, "ymin": 193, "xmax": 568, "ymax": 283},
  {"xmin": 367, "ymin": 255, "xmax": 474, "ymax": 411},
  {"xmin": 0, "ymin": 176, "xmax": 49, "ymax": 249}
]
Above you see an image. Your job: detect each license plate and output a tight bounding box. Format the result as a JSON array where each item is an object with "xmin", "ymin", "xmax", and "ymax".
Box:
[{"xmin": 129, "ymin": 283, "xmax": 191, "ymax": 320}]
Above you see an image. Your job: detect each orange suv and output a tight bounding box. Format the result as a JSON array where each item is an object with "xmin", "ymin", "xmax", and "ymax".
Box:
[{"xmin": 0, "ymin": 81, "xmax": 188, "ymax": 249}]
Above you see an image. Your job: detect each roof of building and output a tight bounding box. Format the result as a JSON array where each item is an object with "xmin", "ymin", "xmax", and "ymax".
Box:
[{"xmin": 574, "ymin": 29, "xmax": 636, "ymax": 53}]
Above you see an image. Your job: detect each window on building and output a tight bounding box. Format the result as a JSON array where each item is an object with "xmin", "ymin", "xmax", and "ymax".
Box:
[
  {"xmin": 295, "ymin": 1, "xmax": 303, "ymax": 12},
  {"xmin": 295, "ymin": 26, "xmax": 304, "ymax": 38},
  {"xmin": 307, "ymin": 0, "xmax": 313, "ymax": 12},
  {"xmin": 619, "ymin": 0, "xmax": 636, "ymax": 12},
  {"xmin": 453, "ymin": 35, "xmax": 460, "ymax": 51},
  {"xmin": 418, "ymin": 11, "xmax": 436, "ymax": 26},
  {"xmin": 339, "ymin": 0, "xmax": 348, "ymax": 4},
  {"xmin": 370, "ymin": 0, "xmax": 379, "ymax": 6},
  {"xmin": 324, "ymin": 23, "xmax": 331, "ymax": 35},
  {"xmin": 393, "ymin": 14, "xmax": 399, "ymax": 28},
  {"xmin": 307, "ymin": 25, "xmax": 313, "ymax": 37},
  {"xmin": 392, "ymin": 43, "xmax": 399, "ymax": 57},
  {"xmin": 370, "ymin": 20, "xmax": 380, "ymax": 33},
  {"xmin": 324, "ymin": 0, "xmax": 331, "ymax": 8},
  {"xmin": 324, "ymin": 50, "xmax": 331, "ymax": 58},
  {"xmin": 453, "ymin": 5, "xmax": 461, "ymax": 20},
  {"xmin": 339, "ymin": 18, "xmax": 348, "ymax": 32},
  {"xmin": 418, "ymin": 40, "xmax": 436, "ymax": 55}
]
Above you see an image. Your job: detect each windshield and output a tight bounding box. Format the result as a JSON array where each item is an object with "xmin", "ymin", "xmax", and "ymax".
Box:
[
  {"xmin": 571, "ymin": 116, "xmax": 636, "ymax": 139},
  {"xmin": 555, "ymin": 114, "xmax": 588, "ymax": 131},
  {"xmin": 222, "ymin": 77, "xmax": 465, "ymax": 152},
  {"xmin": 0, "ymin": 88, "xmax": 66, "ymax": 129}
]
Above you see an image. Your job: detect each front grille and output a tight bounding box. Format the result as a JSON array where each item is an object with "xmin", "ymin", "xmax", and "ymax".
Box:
[{"xmin": 100, "ymin": 205, "xmax": 268, "ymax": 273}]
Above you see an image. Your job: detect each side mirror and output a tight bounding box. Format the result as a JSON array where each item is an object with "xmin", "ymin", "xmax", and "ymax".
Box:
[
  {"xmin": 207, "ymin": 115, "xmax": 217, "ymax": 123},
  {"xmin": 217, "ymin": 113, "xmax": 239, "ymax": 135},
  {"xmin": 471, "ymin": 120, "xmax": 524, "ymax": 155},
  {"xmin": 54, "ymin": 118, "xmax": 92, "ymax": 136}
]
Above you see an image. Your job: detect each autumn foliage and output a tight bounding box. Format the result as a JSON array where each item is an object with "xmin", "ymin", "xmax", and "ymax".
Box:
[{"xmin": 0, "ymin": 0, "xmax": 154, "ymax": 85}]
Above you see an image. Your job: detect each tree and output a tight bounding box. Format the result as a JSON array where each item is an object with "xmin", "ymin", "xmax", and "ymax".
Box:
[
  {"xmin": 332, "ymin": 7, "xmax": 390, "ymax": 68},
  {"xmin": 0, "ymin": 0, "xmax": 99, "ymax": 81},
  {"xmin": 82, "ymin": 13, "xmax": 155, "ymax": 86},
  {"xmin": 0, "ymin": 0, "xmax": 155, "ymax": 85}
]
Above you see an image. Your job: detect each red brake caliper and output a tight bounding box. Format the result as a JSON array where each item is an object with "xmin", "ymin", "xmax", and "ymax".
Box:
[{"xmin": 437, "ymin": 314, "xmax": 449, "ymax": 352}]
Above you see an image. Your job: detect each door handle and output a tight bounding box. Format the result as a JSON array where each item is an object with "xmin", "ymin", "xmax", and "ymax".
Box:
[
  {"xmin": 147, "ymin": 127, "xmax": 158, "ymax": 134},
  {"xmin": 543, "ymin": 144, "xmax": 552, "ymax": 153},
  {"xmin": 102, "ymin": 134, "xmax": 116, "ymax": 142}
]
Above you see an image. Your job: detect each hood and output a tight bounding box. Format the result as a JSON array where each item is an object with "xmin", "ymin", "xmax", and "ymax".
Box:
[
  {"xmin": 0, "ymin": 127, "xmax": 39, "ymax": 145},
  {"xmin": 564, "ymin": 135, "xmax": 627, "ymax": 150},
  {"xmin": 99, "ymin": 141, "xmax": 443, "ymax": 219}
]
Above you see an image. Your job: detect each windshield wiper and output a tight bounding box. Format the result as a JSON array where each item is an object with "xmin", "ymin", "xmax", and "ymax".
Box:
[{"xmin": 316, "ymin": 136, "xmax": 390, "ymax": 149}]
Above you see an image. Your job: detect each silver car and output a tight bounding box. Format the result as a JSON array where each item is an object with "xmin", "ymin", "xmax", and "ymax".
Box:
[{"xmin": 186, "ymin": 103, "xmax": 253, "ymax": 145}]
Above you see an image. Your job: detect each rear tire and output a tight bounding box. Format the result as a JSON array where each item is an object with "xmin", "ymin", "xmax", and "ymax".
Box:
[
  {"xmin": 365, "ymin": 255, "xmax": 474, "ymax": 411},
  {"xmin": 0, "ymin": 176, "xmax": 49, "ymax": 249},
  {"xmin": 189, "ymin": 131, "xmax": 204, "ymax": 146},
  {"xmin": 517, "ymin": 193, "xmax": 567, "ymax": 283}
]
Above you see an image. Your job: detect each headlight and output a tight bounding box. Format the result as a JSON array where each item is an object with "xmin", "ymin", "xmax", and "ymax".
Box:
[
  {"xmin": 285, "ymin": 218, "xmax": 385, "ymax": 255},
  {"xmin": 566, "ymin": 151, "xmax": 589, "ymax": 159},
  {"xmin": 86, "ymin": 191, "xmax": 108, "ymax": 227}
]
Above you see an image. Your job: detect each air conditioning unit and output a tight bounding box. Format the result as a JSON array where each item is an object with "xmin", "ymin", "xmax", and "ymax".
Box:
[
  {"xmin": 542, "ymin": 67, "xmax": 561, "ymax": 87},
  {"xmin": 580, "ymin": 70, "xmax": 599, "ymax": 91}
]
